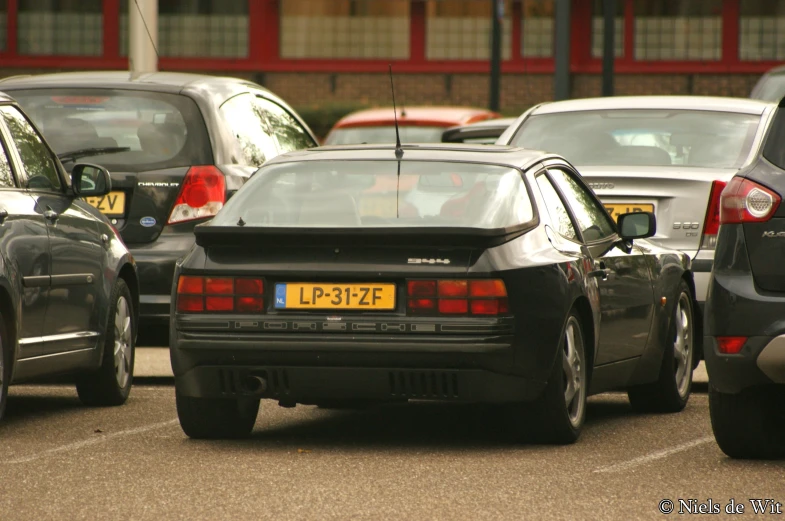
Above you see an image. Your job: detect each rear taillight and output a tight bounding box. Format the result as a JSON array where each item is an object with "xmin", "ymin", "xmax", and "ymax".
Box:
[
  {"xmin": 720, "ymin": 177, "xmax": 781, "ymax": 225},
  {"xmin": 168, "ymin": 166, "xmax": 226, "ymax": 224},
  {"xmin": 700, "ymin": 180, "xmax": 726, "ymax": 250},
  {"xmin": 176, "ymin": 275, "xmax": 264, "ymax": 313},
  {"xmin": 716, "ymin": 336, "xmax": 747, "ymax": 354},
  {"xmin": 407, "ymin": 279, "xmax": 509, "ymax": 316}
]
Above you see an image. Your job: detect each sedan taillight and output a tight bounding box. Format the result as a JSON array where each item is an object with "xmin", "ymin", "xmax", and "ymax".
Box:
[
  {"xmin": 406, "ymin": 279, "xmax": 509, "ymax": 316},
  {"xmin": 176, "ymin": 275, "xmax": 264, "ymax": 313},
  {"xmin": 168, "ymin": 166, "xmax": 226, "ymax": 224}
]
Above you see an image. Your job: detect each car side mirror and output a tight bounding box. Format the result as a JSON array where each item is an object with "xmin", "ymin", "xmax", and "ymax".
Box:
[
  {"xmin": 72, "ymin": 163, "xmax": 112, "ymax": 197},
  {"xmin": 618, "ymin": 211, "xmax": 656, "ymax": 240}
]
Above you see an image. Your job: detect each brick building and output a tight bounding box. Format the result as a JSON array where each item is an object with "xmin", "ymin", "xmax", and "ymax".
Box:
[{"xmin": 0, "ymin": 0, "xmax": 782, "ymax": 112}]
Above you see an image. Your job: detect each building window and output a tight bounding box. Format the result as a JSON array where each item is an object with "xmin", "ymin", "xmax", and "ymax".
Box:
[
  {"xmin": 591, "ymin": 0, "xmax": 624, "ymax": 58},
  {"xmin": 740, "ymin": 0, "xmax": 785, "ymax": 61},
  {"xmin": 280, "ymin": 0, "xmax": 409, "ymax": 59},
  {"xmin": 0, "ymin": 0, "xmax": 6, "ymax": 51},
  {"xmin": 426, "ymin": 0, "xmax": 511, "ymax": 60},
  {"xmin": 18, "ymin": 0, "xmax": 103, "ymax": 56},
  {"xmin": 120, "ymin": 0, "xmax": 249, "ymax": 58},
  {"xmin": 633, "ymin": 0, "xmax": 722, "ymax": 60},
  {"xmin": 521, "ymin": 0, "xmax": 553, "ymax": 58}
]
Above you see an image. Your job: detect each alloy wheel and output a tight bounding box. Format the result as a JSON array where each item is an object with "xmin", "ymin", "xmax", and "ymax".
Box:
[
  {"xmin": 114, "ymin": 296, "xmax": 132, "ymax": 388},
  {"xmin": 673, "ymin": 292, "xmax": 693, "ymax": 398},
  {"xmin": 563, "ymin": 317, "xmax": 585, "ymax": 427}
]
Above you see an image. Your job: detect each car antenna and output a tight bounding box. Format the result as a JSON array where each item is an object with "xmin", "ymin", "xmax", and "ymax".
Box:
[{"xmin": 389, "ymin": 64, "xmax": 403, "ymax": 219}]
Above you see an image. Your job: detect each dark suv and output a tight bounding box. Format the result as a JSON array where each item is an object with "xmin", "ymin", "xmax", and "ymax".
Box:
[
  {"xmin": 0, "ymin": 72, "xmax": 318, "ymax": 334},
  {"xmin": 704, "ymin": 97, "xmax": 785, "ymax": 459}
]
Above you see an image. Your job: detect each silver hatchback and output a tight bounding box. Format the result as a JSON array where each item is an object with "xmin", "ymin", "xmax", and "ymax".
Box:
[{"xmin": 498, "ymin": 96, "xmax": 777, "ymax": 311}]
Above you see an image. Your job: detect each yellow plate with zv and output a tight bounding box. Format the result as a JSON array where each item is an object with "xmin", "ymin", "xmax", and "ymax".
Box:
[
  {"xmin": 275, "ymin": 283, "xmax": 396, "ymax": 310},
  {"xmin": 84, "ymin": 191, "xmax": 126, "ymax": 216},
  {"xmin": 604, "ymin": 203, "xmax": 654, "ymax": 222}
]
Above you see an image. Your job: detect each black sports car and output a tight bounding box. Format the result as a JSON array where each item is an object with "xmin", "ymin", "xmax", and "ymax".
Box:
[{"xmin": 170, "ymin": 144, "xmax": 697, "ymax": 443}]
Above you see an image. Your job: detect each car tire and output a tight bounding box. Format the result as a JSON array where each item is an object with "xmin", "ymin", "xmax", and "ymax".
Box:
[
  {"xmin": 176, "ymin": 392, "xmax": 259, "ymax": 439},
  {"xmin": 709, "ymin": 385, "xmax": 785, "ymax": 459},
  {"xmin": 76, "ymin": 278, "xmax": 135, "ymax": 406},
  {"xmin": 0, "ymin": 311, "xmax": 9, "ymax": 422},
  {"xmin": 628, "ymin": 280, "xmax": 694, "ymax": 413},
  {"xmin": 517, "ymin": 311, "xmax": 587, "ymax": 444}
]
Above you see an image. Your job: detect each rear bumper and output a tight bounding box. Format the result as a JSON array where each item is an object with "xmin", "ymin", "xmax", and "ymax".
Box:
[
  {"xmin": 171, "ymin": 331, "xmax": 546, "ymax": 404},
  {"xmin": 129, "ymin": 231, "xmax": 195, "ymax": 325}
]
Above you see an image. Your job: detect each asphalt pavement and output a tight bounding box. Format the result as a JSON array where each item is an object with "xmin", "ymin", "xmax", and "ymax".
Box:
[{"xmin": 4, "ymin": 350, "xmax": 781, "ymax": 521}]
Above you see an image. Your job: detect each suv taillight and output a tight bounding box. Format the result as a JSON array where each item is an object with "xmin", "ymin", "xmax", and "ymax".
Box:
[
  {"xmin": 176, "ymin": 276, "xmax": 264, "ymax": 313},
  {"xmin": 700, "ymin": 180, "xmax": 726, "ymax": 250},
  {"xmin": 406, "ymin": 279, "xmax": 509, "ymax": 316},
  {"xmin": 168, "ymin": 166, "xmax": 226, "ymax": 224},
  {"xmin": 720, "ymin": 177, "xmax": 781, "ymax": 225}
]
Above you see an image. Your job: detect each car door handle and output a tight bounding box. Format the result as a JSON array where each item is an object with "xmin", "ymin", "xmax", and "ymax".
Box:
[
  {"xmin": 0, "ymin": 208, "xmax": 7, "ymax": 224},
  {"xmin": 588, "ymin": 262, "xmax": 611, "ymax": 280},
  {"xmin": 43, "ymin": 207, "xmax": 59, "ymax": 222}
]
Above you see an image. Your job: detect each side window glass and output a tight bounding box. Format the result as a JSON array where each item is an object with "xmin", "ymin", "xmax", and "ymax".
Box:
[
  {"xmin": 535, "ymin": 173, "xmax": 577, "ymax": 241},
  {"xmin": 0, "ymin": 137, "xmax": 16, "ymax": 188},
  {"xmin": 0, "ymin": 106, "xmax": 61, "ymax": 191},
  {"xmin": 549, "ymin": 168, "xmax": 615, "ymax": 243},
  {"xmin": 219, "ymin": 94, "xmax": 279, "ymax": 168},
  {"xmin": 257, "ymin": 98, "xmax": 317, "ymax": 153}
]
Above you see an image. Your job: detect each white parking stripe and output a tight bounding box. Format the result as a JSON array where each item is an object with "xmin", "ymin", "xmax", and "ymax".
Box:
[
  {"xmin": 6, "ymin": 419, "xmax": 179, "ymax": 464},
  {"xmin": 593, "ymin": 436, "xmax": 715, "ymax": 474}
]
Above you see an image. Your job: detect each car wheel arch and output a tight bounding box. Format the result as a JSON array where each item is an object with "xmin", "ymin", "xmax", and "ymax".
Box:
[
  {"xmin": 572, "ymin": 296, "xmax": 596, "ymax": 384},
  {"xmin": 0, "ymin": 284, "xmax": 18, "ymax": 380}
]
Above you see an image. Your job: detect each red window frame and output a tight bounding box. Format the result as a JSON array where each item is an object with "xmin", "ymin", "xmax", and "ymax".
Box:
[{"xmin": 0, "ymin": 0, "xmax": 779, "ymax": 75}]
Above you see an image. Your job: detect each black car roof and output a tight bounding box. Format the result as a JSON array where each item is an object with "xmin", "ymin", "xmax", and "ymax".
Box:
[
  {"xmin": 266, "ymin": 144, "xmax": 556, "ymax": 170},
  {"xmin": 0, "ymin": 71, "xmax": 270, "ymax": 99}
]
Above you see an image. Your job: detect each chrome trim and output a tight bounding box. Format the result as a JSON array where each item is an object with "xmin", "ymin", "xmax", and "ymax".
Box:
[
  {"xmin": 50, "ymin": 273, "xmax": 94, "ymax": 286},
  {"xmin": 757, "ymin": 335, "xmax": 785, "ymax": 384},
  {"xmin": 141, "ymin": 295, "xmax": 172, "ymax": 304},
  {"xmin": 19, "ymin": 331, "xmax": 100, "ymax": 346},
  {"xmin": 22, "ymin": 275, "xmax": 50, "ymax": 288}
]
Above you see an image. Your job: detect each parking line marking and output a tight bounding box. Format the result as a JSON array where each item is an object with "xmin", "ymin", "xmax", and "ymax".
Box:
[
  {"xmin": 6, "ymin": 419, "xmax": 179, "ymax": 464},
  {"xmin": 593, "ymin": 436, "xmax": 714, "ymax": 474}
]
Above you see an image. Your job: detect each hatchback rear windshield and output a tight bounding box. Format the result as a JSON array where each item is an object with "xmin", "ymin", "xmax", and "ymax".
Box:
[
  {"xmin": 325, "ymin": 126, "xmax": 446, "ymax": 145},
  {"xmin": 10, "ymin": 88, "xmax": 212, "ymax": 170},
  {"xmin": 212, "ymin": 160, "xmax": 534, "ymax": 229},
  {"xmin": 511, "ymin": 109, "xmax": 761, "ymax": 169}
]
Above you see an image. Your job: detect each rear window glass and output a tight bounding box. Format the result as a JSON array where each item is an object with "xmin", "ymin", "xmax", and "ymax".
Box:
[
  {"xmin": 9, "ymin": 88, "xmax": 212, "ymax": 171},
  {"xmin": 511, "ymin": 110, "xmax": 761, "ymax": 169},
  {"xmin": 212, "ymin": 160, "xmax": 533, "ymax": 229},
  {"xmin": 325, "ymin": 126, "xmax": 446, "ymax": 145}
]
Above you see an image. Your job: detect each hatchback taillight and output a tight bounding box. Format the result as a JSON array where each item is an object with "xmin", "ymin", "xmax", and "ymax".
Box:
[
  {"xmin": 720, "ymin": 177, "xmax": 781, "ymax": 224},
  {"xmin": 176, "ymin": 275, "xmax": 264, "ymax": 313},
  {"xmin": 407, "ymin": 279, "xmax": 509, "ymax": 316},
  {"xmin": 168, "ymin": 166, "xmax": 226, "ymax": 224}
]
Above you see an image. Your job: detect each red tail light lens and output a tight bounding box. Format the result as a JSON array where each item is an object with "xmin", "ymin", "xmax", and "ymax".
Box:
[
  {"xmin": 720, "ymin": 177, "xmax": 781, "ymax": 225},
  {"xmin": 700, "ymin": 180, "xmax": 726, "ymax": 250},
  {"xmin": 717, "ymin": 336, "xmax": 747, "ymax": 354},
  {"xmin": 407, "ymin": 279, "xmax": 509, "ymax": 316},
  {"xmin": 176, "ymin": 276, "xmax": 264, "ymax": 313},
  {"xmin": 168, "ymin": 166, "xmax": 226, "ymax": 224}
]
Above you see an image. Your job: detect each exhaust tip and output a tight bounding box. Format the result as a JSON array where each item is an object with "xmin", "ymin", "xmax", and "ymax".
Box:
[{"xmin": 244, "ymin": 375, "xmax": 267, "ymax": 394}]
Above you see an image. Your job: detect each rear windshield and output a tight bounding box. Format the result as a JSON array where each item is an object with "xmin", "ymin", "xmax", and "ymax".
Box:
[
  {"xmin": 212, "ymin": 160, "xmax": 534, "ymax": 229},
  {"xmin": 511, "ymin": 109, "xmax": 761, "ymax": 169},
  {"xmin": 10, "ymin": 88, "xmax": 212, "ymax": 170},
  {"xmin": 325, "ymin": 126, "xmax": 446, "ymax": 145}
]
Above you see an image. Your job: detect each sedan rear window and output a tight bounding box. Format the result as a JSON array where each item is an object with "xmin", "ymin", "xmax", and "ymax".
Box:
[
  {"xmin": 213, "ymin": 160, "xmax": 533, "ymax": 229},
  {"xmin": 325, "ymin": 126, "xmax": 446, "ymax": 145},
  {"xmin": 9, "ymin": 88, "xmax": 212, "ymax": 171},
  {"xmin": 511, "ymin": 109, "xmax": 761, "ymax": 169}
]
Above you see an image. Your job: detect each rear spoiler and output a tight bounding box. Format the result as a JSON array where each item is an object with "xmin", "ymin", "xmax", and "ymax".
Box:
[{"xmin": 194, "ymin": 222, "xmax": 536, "ymax": 249}]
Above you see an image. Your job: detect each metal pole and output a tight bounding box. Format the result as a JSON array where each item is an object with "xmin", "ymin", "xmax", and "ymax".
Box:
[
  {"xmin": 553, "ymin": 0, "xmax": 571, "ymax": 101},
  {"xmin": 129, "ymin": 0, "xmax": 158, "ymax": 77},
  {"xmin": 489, "ymin": 0, "xmax": 503, "ymax": 112},
  {"xmin": 602, "ymin": 0, "xmax": 616, "ymax": 96}
]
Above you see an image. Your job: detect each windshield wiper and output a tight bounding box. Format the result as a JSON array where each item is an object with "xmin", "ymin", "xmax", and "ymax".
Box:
[{"xmin": 57, "ymin": 146, "xmax": 130, "ymax": 163}]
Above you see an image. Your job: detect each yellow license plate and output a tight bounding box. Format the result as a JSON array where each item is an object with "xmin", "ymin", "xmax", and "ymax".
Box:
[
  {"xmin": 274, "ymin": 283, "xmax": 396, "ymax": 310},
  {"xmin": 604, "ymin": 203, "xmax": 654, "ymax": 222},
  {"xmin": 359, "ymin": 197, "xmax": 397, "ymax": 218},
  {"xmin": 84, "ymin": 191, "xmax": 126, "ymax": 216}
]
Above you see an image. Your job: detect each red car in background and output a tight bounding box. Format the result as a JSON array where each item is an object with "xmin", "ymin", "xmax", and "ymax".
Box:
[{"xmin": 324, "ymin": 106, "xmax": 500, "ymax": 145}]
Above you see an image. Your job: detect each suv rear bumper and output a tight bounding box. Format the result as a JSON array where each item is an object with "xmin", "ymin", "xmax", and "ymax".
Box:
[
  {"xmin": 704, "ymin": 335, "xmax": 785, "ymax": 394},
  {"xmin": 171, "ymin": 331, "xmax": 546, "ymax": 404}
]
